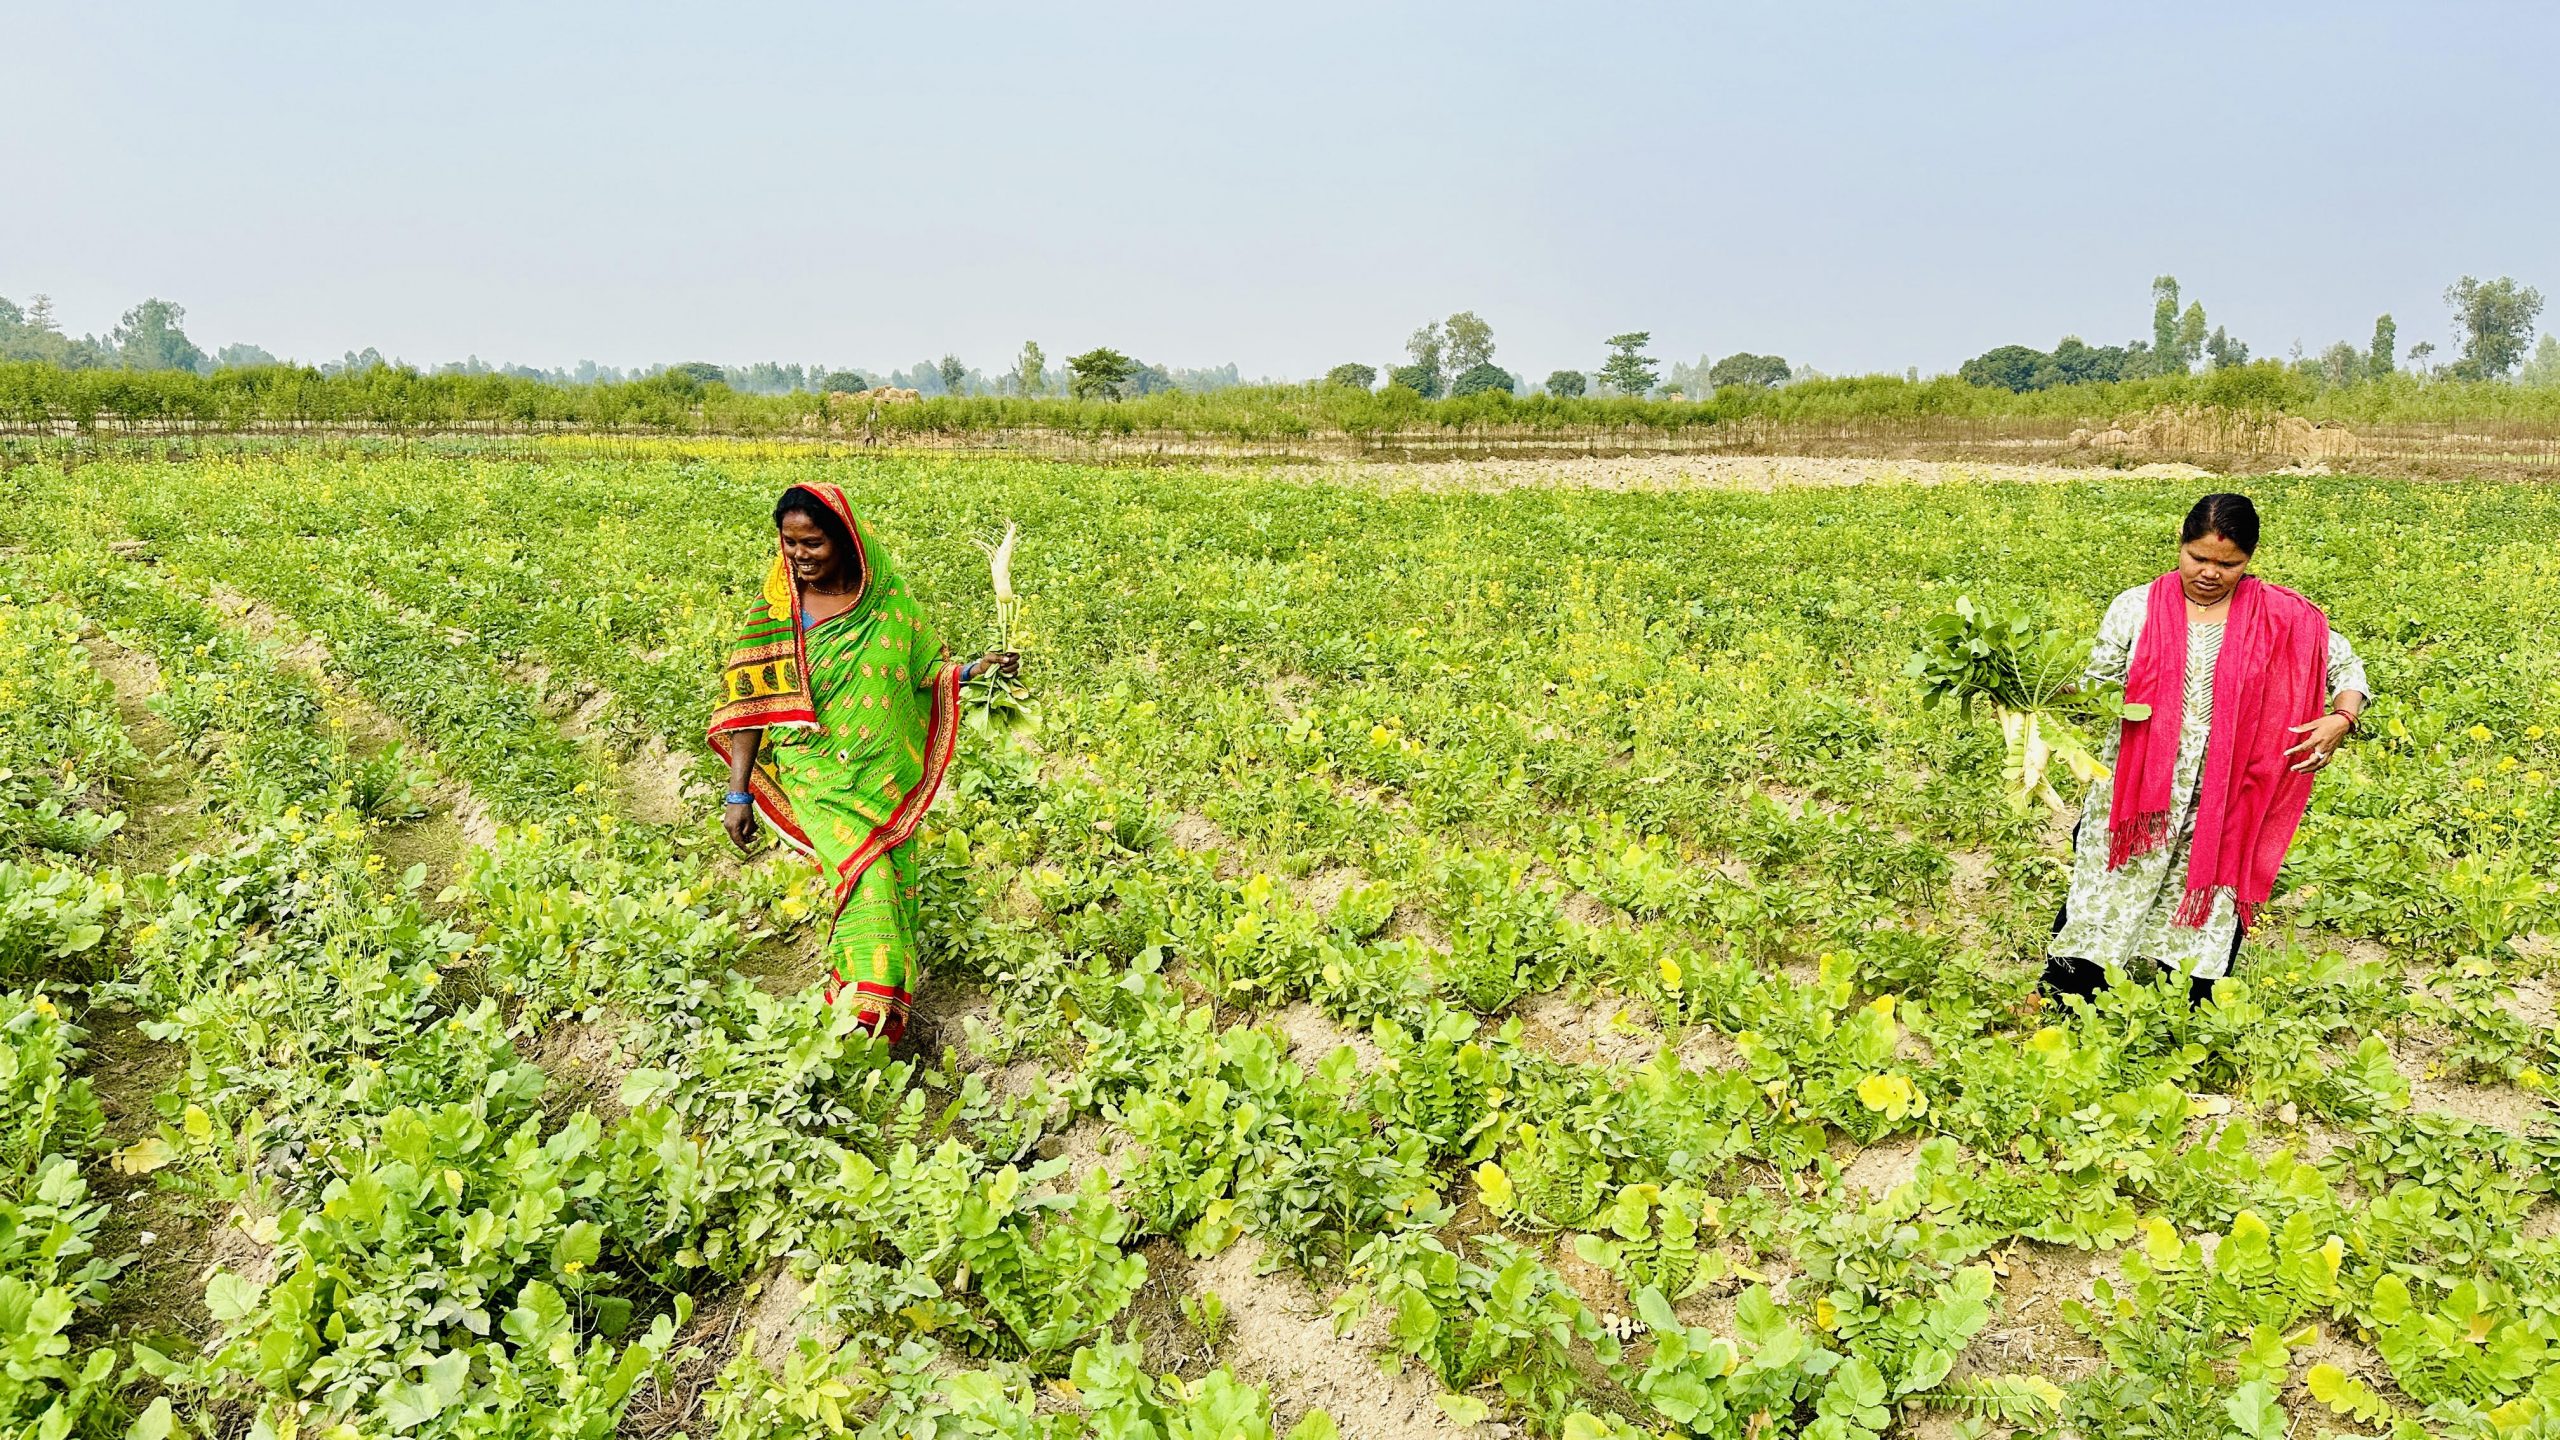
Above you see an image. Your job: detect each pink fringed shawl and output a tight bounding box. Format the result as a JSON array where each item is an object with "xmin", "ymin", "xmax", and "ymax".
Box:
[{"xmin": 2108, "ymin": 573, "xmax": 2331, "ymax": 928}]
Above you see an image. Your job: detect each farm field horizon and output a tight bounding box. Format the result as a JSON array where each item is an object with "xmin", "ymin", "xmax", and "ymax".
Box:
[{"xmin": 5, "ymin": 439, "xmax": 2558, "ymax": 1440}]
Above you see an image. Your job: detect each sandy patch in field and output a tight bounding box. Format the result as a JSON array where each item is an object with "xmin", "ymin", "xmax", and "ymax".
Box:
[
  {"xmin": 1518, "ymin": 988, "xmax": 1664, "ymax": 1068},
  {"xmin": 1038, "ymin": 1115, "xmax": 1123, "ymax": 1192},
  {"xmin": 1289, "ymin": 865, "xmax": 1370, "ymax": 922},
  {"xmin": 2394, "ymin": 1026, "xmax": 2556, "ymax": 1131},
  {"xmin": 207, "ymin": 581, "xmax": 335, "ymax": 670},
  {"xmin": 1297, "ymin": 455, "xmax": 2216, "ymax": 496},
  {"xmin": 2408, "ymin": 1071, "xmax": 2553, "ymax": 1132},
  {"xmin": 1962, "ymin": 1241, "xmax": 2114, "ymax": 1383},
  {"xmin": 1265, "ymin": 674, "xmax": 1312, "ymax": 723},
  {"xmin": 450, "ymin": 786, "xmax": 501, "ymax": 848},
  {"xmin": 624, "ymin": 736, "xmax": 702, "ymax": 826},
  {"xmin": 1382, "ymin": 905, "xmax": 1448, "ymax": 951},
  {"xmin": 527, "ymin": 1016, "xmax": 635, "ymax": 1122},
  {"xmin": 2512, "ymin": 967, "xmax": 2558, "ymax": 1032},
  {"xmin": 203, "ymin": 1207, "xmax": 279, "ymax": 1293},
  {"xmin": 1268, "ymin": 1001, "xmax": 1385, "ymax": 1073},
  {"xmin": 1673, "ymin": 1026, "xmax": 1744, "ymax": 1076},
  {"xmin": 1169, "ymin": 811, "xmax": 1231, "ymax": 854},
  {"xmin": 1187, "ymin": 1238, "xmax": 1461, "ymax": 1440},
  {"xmin": 738, "ymin": 1266, "xmax": 830, "ymax": 1367},
  {"xmin": 1837, "ymin": 1137, "xmax": 1925, "ymax": 1201},
  {"xmin": 566, "ymin": 686, "xmax": 616, "ymax": 738},
  {"xmin": 1557, "ymin": 888, "xmax": 1622, "ymax": 931}
]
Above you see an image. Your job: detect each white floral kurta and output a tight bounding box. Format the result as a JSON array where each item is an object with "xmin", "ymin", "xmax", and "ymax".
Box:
[{"xmin": 2050, "ymin": 585, "xmax": 2371, "ymax": 979}]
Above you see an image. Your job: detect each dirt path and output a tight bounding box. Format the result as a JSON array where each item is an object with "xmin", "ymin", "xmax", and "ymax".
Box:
[
  {"xmin": 73, "ymin": 630, "xmax": 215, "ymax": 1341},
  {"xmin": 1292, "ymin": 454, "xmax": 2219, "ymax": 495}
]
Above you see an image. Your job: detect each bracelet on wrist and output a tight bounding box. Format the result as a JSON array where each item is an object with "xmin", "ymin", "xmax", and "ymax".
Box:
[{"xmin": 724, "ymin": 791, "xmax": 753, "ymax": 807}]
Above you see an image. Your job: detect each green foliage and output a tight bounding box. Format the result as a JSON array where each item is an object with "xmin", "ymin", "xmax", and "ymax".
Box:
[
  {"xmin": 0, "ymin": 592, "xmax": 139, "ymax": 860},
  {"xmin": 110, "ymin": 297, "xmax": 207, "ymax": 374},
  {"xmin": 1323, "ymin": 363, "xmax": 1376, "ymax": 390},
  {"xmin": 1335, "ymin": 1229, "xmax": 1591, "ymax": 1419},
  {"xmin": 10, "ymin": 443, "xmax": 2560, "ymax": 1440},
  {"xmin": 1960, "ymin": 337, "xmax": 2133, "ymax": 391},
  {"xmin": 1572, "ymin": 1182, "xmax": 1725, "ymax": 1300},
  {"xmin": 2, "ymin": 989, "xmax": 105, "ymax": 1183},
  {"xmin": 1449, "ymin": 361, "xmax": 1514, "ymax": 397},
  {"xmin": 1598, "ymin": 332, "xmax": 1658, "ymax": 396},
  {"xmin": 2446, "ymin": 275, "xmax": 2545, "ymax": 379},
  {"xmin": 0, "ymin": 863, "xmax": 117, "ymax": 982},
  {"xmin": 1544, "ymin": 369, "xmax": 1587, "ymax": 397},
  {"xmin": 1387, "ymin": 363, "xmax": 1441, "ymax": 398},
  {"xmin": 1706, "ymin": 351, "xmax": 1791, "ymax": 389},
  {"xmin": 1906, "ymin": 594, "xmax": 2145, "ymax": 810},
  {"xmin": 0, "ymin": 1161, "xmax": 135, "ymax": 1440},
  {"xmin": 1442, "ymin": 312, "xmax": 1496, "ymax": 373},
  {"xmin": 1067, "ymin": 348, "xmax": 1136, "ymax": 401}
]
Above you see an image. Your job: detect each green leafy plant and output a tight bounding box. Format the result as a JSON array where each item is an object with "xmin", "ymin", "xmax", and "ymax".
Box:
[{"xmin": 1906, "ymin": 594, "xmax": 2146, "ymax": 810}]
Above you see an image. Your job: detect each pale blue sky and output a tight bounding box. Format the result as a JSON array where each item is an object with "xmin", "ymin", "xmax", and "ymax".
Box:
[{"xmin": 6, "ymin": 1, "xmax": 2553, "ymax": 380}]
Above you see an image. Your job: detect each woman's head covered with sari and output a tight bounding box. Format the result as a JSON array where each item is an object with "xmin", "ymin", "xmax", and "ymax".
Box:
[{"xmin": 707, "ymin": 482, "xmax": 958, "ymax": 860}]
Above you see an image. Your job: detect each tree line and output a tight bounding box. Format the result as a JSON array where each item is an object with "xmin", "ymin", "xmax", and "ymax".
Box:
[
  {"xmin": 1315, "ymin": 315, "xmax": 1798, "ymax": 402},
  {"xmin": 1958, "ymin": 274, "xmax": 2551, "ymax": 394},
  {"xmin": 7, "ymin": 271, "xmax": 2552, "ymax": 421}
]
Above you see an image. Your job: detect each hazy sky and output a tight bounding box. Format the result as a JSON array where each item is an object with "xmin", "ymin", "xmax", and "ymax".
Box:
[{"xmin": 7, "ymin": 1, "xmax": 2555, "ymax": 380}]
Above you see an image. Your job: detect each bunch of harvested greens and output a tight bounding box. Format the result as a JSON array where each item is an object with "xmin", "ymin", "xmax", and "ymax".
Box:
[
  {"xmin": 1905, "ymin": 595, "xmax": 2150, "ymax": 812},
  {"xmin": 965, "ymin": 521, "xmax": 1039, "ymax": 740}
]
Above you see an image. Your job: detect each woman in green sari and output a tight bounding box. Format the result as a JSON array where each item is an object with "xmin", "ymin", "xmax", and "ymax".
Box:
[{"xmin": 708, "ymin": 483, "xmax": 1015, "ymax": 1043}]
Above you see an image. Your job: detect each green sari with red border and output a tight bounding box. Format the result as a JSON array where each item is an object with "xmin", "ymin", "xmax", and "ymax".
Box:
[{"xmin": 707, "ymin": 483, "xmax": 961, "ymax": 1042}]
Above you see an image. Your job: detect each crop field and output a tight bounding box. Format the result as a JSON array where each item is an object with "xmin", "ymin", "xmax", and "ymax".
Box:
[{"xmin": 4, "ymin": 439, "xmax": 2558, "ymax": 1440}]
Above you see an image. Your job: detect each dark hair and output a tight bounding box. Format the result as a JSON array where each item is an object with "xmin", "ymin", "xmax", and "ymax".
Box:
[
  {"xmin": 2180, "ymin": 492, "xmax": 2260, "ymax": 554},
  {"xmin": 773, "ymin": 488, "xmax": 862, "ymax": 585}
]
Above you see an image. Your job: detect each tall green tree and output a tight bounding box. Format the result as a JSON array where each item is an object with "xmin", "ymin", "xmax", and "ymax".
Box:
[
  {"xmin": 937, "ymin": 354, "xmax": 968, "ymax": 397},
  {"xmin": 1443, "ymin": 311, "xmax": 1495, "ymax": 372},
  {"xmin": 2151, "ymin": 276, "xmax": 2182, "ymax": 374},
  {"xmin": 1066, "ymin": 347, "xmax": 1134, "ymax": 400},
  {"xmin": 1324, "ymin": 362, "xmax": 1377, "ymax": 389},
  {"xmin": 2367, "ymin": 314, "xmax": 2396, "ymax": 380},
  {"xmin": 1544, "ymin": 370, "xmax": 1587, "ymax": 398},
  {"xmin": 112, "ymin": 297, "xmax": 208, "ymax": 373},
  {"xmin": 2445, "ymin": 276, "xmax": 2545, "ymax": 379},
  {"xmin": 2206, "ymin": 327, "xmax": 2250, "ymax": 370},
  {"xmin": 1014, "ymin": 341, "xmax": 1045, "ymax": 396},
  {"xmin": 1449, "ymin": 361, "xmax": 1514, "ymax": 396},
  {"xmin": 2175, "ymin": 302, "xmax": 2208, "ymax": 371},
  {"xmin": 1405, "ymin": 321, "xmax": 1444, "ymax": 371},
  {"xmin": 1599, "ymin": 332, "xmax": 1658, "ymax": 396}
]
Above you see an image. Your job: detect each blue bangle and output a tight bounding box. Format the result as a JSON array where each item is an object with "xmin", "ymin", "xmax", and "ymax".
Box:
[{"xmin": 724, "ymin": 791, "xmax": 753, "ymax": 807}]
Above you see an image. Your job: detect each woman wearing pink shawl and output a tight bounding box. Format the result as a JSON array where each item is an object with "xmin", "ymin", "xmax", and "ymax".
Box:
[{"xmin": 2044, "ymin": 495, "xmax": 2370, "ymax": 1006}]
